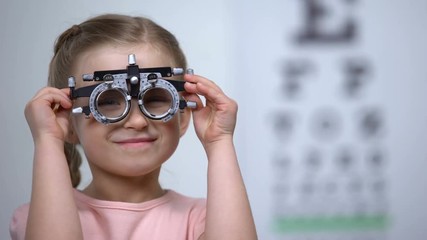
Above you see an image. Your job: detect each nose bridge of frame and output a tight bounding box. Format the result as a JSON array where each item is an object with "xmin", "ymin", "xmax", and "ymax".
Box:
[{"xmin": 126, "ymin": 97, "xmax": 150, "ymax": 123}]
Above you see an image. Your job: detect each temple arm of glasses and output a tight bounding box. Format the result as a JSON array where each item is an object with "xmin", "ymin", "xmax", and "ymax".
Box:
[
  {"xmin": 167, "ymin": 80, "xmax": 185, "ymax": 92},
  {"xmin": 70, "ymin": 83, "xmax": 101, "ymax": 99}
]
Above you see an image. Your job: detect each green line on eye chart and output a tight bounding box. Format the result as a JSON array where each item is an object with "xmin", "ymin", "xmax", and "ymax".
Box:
[{"xmin": 273, "ymin": 214, "xmax": 389, "ymax": 233}]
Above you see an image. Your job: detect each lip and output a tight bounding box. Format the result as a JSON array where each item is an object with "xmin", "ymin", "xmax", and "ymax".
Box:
[{"xmin": 113, "ymin": 137, "xmax": 156, "ymax": 148}]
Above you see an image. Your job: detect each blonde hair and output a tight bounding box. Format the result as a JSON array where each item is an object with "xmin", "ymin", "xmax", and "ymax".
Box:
[{"xmin": 48, "ymin": 14, "xmax": 187, "ymax": 187}]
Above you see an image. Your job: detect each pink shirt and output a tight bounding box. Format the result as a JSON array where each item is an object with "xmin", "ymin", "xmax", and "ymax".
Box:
[{"xmin": 10, "ymin": 189, "xmax": 206, "ymax": 240}]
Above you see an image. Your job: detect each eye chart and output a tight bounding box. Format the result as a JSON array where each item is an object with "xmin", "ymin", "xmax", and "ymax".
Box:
[{"xmin": 231, "ymin": 0, "xmax": 427, "ymax": 239}]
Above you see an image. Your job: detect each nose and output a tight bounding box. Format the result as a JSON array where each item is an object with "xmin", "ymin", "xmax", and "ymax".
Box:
[{"xmin": 123, "ymin": 100, "xmax": 149, "ymax": 130}]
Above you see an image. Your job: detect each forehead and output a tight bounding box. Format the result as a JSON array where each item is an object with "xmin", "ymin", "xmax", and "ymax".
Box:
[{"xmin": 72, "ymin": 44, "xmax": 175, "ymax": 87}]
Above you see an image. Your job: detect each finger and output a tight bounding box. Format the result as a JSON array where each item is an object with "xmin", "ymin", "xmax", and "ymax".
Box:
[
  {"xmin": 32, "ymin": 89, "xmax": 72, "ymax": 110},
  {"xmin": 182, "ymin": 92, "xmax": 204, "ymax": 110},
  {"xmin": 31, "ymin": 90, "xmax": 72, "ymax": 112},
  {"xmin": 32, "ymin": 87, "xmax": 69, "ymax": 100},
  {"xmin": 184, "ymin": 79, "xmax": 225, "ymax": 103},
  {"xmin": 184, "ymin": 74, "xmax": 223, "ymax": 94},
  {"xmin": 191, "ymin": 81, "xmax": 231, "ymax": 108},
  {"xmin": 59, "ymin": 88, "xmax": 71, "ymax": 97}
]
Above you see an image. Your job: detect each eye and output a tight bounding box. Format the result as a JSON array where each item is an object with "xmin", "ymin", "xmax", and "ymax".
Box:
[
  {"xmin": 96, "ymin": 89, "xmax": 127, "ymax": 118},
  {"xmin": 141, "ymin": 88, "xmax": 173, "ymax": 115},
  {"xmin": 144, "ymin": 95, "xmax": 171, "ymax": 104},
  {"xmin": 144, "ymin": 88, "xmax": 172, "ymax": 104},
  {"xmin": 97, "ymin": 98, "xmax": 121, "ymax": 106}
]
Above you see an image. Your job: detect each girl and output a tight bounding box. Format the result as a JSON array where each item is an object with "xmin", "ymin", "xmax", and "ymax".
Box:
[{"xmin": 10, "ymin": 14, "xmax": 257, "ymax": 240}]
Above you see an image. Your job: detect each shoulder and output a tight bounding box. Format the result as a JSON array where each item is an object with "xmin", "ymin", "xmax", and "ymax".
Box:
[
  {"xmin": 151, "ymin": 190, "xmax": 207, "ymax": 224},
  {"xmin": 166, "ymin": 191, "xmax": 206, "ymax": 239},
  {"xmin": 166, "ymin": 190, "xmax": 206, "ymax": 211},
  {"xmin": 165, "ymin": 191, "xmax": 206, "ymax": 225},
  {"xmin": 9, "ymin": 203, "xmax": 30, "ymax": 240},
  {"xmin": 167, "ymin": 190, "xmax": 205, "ymax": 203}
]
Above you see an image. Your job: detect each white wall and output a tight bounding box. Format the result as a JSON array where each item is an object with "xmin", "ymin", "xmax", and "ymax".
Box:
[{"xmin": 1, "ymin": 1, "xmax": 427, "ymax": 239}]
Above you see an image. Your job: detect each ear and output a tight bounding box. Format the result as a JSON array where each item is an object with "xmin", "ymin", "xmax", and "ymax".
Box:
[{"xmin": 178, "ymin": 108, "xmax": 191, "ymax": 138}]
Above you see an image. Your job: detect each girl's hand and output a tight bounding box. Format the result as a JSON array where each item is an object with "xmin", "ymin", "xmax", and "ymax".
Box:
[
  {"xmin": 183, "ymin": 74, "xmax": 238, "ymax": 147},
  {"xmin": 24, "ymin": 87, "xmax": 73, "ymax": 143}
]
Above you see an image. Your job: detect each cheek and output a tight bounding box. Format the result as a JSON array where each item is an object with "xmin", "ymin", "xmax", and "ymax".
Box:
[
  {"xmin": 160, "ymin": 119, "xmax": 182, "ymax": 144},
  {"xmin": 74, "ymin": 122, "xmax": 111, "ymax": 164},
  {"xmin": 161, "ymin": 126, "xmax": 181, "ymax": 159},
  {"xmin": 178, "ymin": 110, "xmax": 190, "ymax": 137},
  {"xmin": 72, "ymin": 116, "xmax": 103, "ymax": 145}
]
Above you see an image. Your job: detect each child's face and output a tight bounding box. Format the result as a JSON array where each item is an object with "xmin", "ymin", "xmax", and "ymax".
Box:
[{"xmin": 69, "ymin": 44, "xmax": 189, "ymax": 179}]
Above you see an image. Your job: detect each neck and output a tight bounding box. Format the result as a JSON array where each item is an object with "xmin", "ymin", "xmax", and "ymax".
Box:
[{"xmin": 82, "ymin": 168, "xmax": 165, "ymax": 203}]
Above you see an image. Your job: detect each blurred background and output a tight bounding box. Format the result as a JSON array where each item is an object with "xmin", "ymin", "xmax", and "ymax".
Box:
[{"xmin": 1, "ymin": 0, "xmax": 426, "ymax": 239}]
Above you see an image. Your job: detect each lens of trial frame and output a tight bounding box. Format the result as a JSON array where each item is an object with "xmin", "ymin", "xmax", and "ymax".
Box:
[
  {"xmin": 141, "ymin": 88, "xmax": 173, "ymax": 116},
  {"xmin": 96, "ymin": 89, "xmax": 127, "ymax": 118}
]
